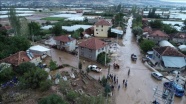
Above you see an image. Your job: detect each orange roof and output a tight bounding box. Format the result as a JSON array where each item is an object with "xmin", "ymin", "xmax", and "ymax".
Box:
[
  {"xmin": 95, "ymin": 19, "xmax": 111, "ymax": 26},
  {"xmin": 150, "ymin": 30, "xmax": 169, "ymax": 37},
  {"xmin": 143, "ymin": 27, "xmax": 152, "ymax": 33},
  {"xmin": 54, "ymin": 35, "xmax": 75, "ymax": 42},
  {"xmin": 153, "ymin": 46, "xmax": 185, "ymax": 57},
  {"xmin": 0, "ymin": 51, "xmax": 40, "ymax": 66},
  {"xmin": 78, "ymin": 38, "xmax": 107, "ymax": 50}
]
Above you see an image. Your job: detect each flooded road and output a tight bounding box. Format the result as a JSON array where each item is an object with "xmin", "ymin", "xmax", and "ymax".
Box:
[
  {"xmin": 87, "ymin": 17, "xmax": 186, "ymax": 104},
  {"xmin": 46, "ymin": 16, "xmax": 185, "ymax": 104}
]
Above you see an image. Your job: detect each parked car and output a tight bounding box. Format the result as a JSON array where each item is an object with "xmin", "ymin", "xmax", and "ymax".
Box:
[
  {"xmin": 88, "ymin": 65, "xmax": 102, "ymax": 73},
  {"xmin": 163, "ymin": 81, "xmax": 185, "ymax": 97},
  {"xmin": 151, "ymin": 72, "xmax": 163, "ymax": 80}
]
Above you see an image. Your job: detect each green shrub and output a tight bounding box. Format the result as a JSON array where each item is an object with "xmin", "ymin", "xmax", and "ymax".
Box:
[
  {"xmin": 38, "ymin": 94, "xmax": 68, "ymax": 104},
  {"xmin": 39, "ymin": 79, "xmax": 52, "ymax": 91},
  {"xmin": 66, "ymin": 90, "xmax": 78, "ymax": 101}
]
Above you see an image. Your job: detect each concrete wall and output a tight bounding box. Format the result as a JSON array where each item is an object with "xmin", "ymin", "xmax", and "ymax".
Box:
[
  {"xmin": 94, "ymin": 25, "xmax": 110, "ymax": 37},
  {"xmin": 148, "ymin": 36, "xmax": 169, "ymax": 43},
  {"xmin": 172, "ymin": 38, "xmax": 186, "ymax": 43},
  {"xmin": 79, "ymin": 46, "xmax": 106, "ymax": 61},
  {"xmin": 56, "ymin": 40, "xmax": 76, "ymax": 52},
  {"xmin": 30, "ymin": 57, "xmax": 41, "ymax": 66}
]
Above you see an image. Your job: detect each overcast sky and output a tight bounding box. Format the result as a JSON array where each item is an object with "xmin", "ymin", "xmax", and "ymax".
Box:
[{"xmin": 161, "ymin": 0, "xmax": 186, "ymax": 3}]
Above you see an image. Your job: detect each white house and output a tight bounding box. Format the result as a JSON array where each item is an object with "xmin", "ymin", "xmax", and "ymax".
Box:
[{"xmin": 54, "ymin": 35, "xmax": 76, "ymax": 52}]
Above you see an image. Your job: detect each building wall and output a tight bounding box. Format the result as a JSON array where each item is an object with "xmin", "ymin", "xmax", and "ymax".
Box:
[
  {"xmin": 148, "ymin": 36, "xmax": 169, "ymax": 43},
  {"xmin": 79, "ymin": 46, "xmax": 97, "ymax": 61},
  {"xmin": 94, "ymin": 25, "xmax": 110, "ymax": 37},
  {"xmin": 79, "ymin": 46, "xmax": 106, "ymax": 61},
  {"xmin": 152, "ymin": 50, "xmax": 161, "ymax": 63},
  {"xmin": 56, "ymin": 40, "xmax": 76, "ymax": 52},
  {"xmin": 172, "ymin": 38, "xmax": 186, "ymax": 43},
  {"xmin": 68, "ymin": 40, "xmax": 76, "ymax": 51},
  {"xmin": 30, "ymin": 57, "xmax": 41, "ymax": 66}
]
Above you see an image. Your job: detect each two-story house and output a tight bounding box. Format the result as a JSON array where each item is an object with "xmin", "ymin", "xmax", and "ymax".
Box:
[
  {"xmin": 152, "ymin": 46, "xmax": 186, "ymax": 71},
  {"xmin": 148, "ymin": 30, "xmax": 169, "ymax": 43},
  {"xmin": 54, "ymin": 35, "xmax": 76, "ymax": 52},
  {"xmin": 94, "ymin": 19, "xmax": 111, "ymax": 37},
  {"xmin": 78, "ymin": 38, "xmax": 107, "ymax": 61}
]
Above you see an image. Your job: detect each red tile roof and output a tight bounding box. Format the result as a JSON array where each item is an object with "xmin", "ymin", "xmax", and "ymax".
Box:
[
  {"xmin": 95, "ymin": 19, "xmax": 111, "ymax": 26},
  {"xmin": 78, "ymin": 38, "xmax": 107, "ymax": 50},
  {"xmin": 54, "ymin": 35, "xmax": 75, "ymax": 42},
  {"xmin": 150, "ymin": 30, "xmax": 169, "ymax": 37},
  {"xmin": 143, "ymin": 27, "xmax": 152, "ymax": 33},
  {"xmin": 173, "ymin": 33, "xmax": 186, "ymax": 39},
  {"xmin": 0, "ymin": 51, "xmax": 40, "ymax": 66},
  {"xmin": 153, "ymin": 46, "xmax": 185, "ymax": 57}
]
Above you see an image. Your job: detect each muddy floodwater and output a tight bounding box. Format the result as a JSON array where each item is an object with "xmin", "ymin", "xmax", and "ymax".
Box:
[
  {"xmin": 48, "ymin": 17, "xmax": 186, "ymax": 104},
  {"xmin": 85, "ymin": 17, "xmax": 186, "ymax": 104}
]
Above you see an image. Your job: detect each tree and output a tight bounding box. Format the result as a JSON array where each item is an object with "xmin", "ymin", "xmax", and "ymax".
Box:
[
  {"xmin": 149, "ymin": 20, "xmax": 163, "ymax": 29},
  {"xmin": 20, "ymin": 17, "xmax": 29, "ymax": 36},
  {"xmin": 132, "ymin": 26, "xmax": 143, "ymax": 37},
  {"xmin": 72, "ymin": 28, "xmax": 84, "ymax": 39},
  {"xmin": 66, "ymin": 90, "xmax": 78, "ymax": 102},
  {"xmin": 0, "ymin": 67, "xmax": 15, "ymax": 84},
  {"xmin": 38, "ymin": 94, "xmax": 68, "ymax": 104},
  {"xmin": 8, "ymin": 7, "xmax": 21, "ymax": 35},
  {"xmin": 39, "ymin": 79, "xmax": 52, "ymax": 91},
  {"xmin": 140, "ymin": 39, "xmax": 155, "ymax": 52},
  {"xmin": 9, "ymin": 36, "xmax": 31, "ymax": 53},
  {"xmin": 52, "ymin": 23, "xmax": 62, "ymax": 36},
  {"xmin": 16, "ymin": 62, "xmax": 36, "ymax": 75},
  {"xmin": 49, "ymin": 60, "xmax": 57, "ymax": 70},
  {"xmin": 97, "ymin": 52, "xmax": 111, "ymax": 65},
  {"xmin": 181, "ymin": 19, "xmax": 186, "ymax": 32},
  {"xmin": 28, "ymin": 21, "xmax": 41, "ymax": 41},
  {"xmin": 162, "ymin": 24, "xmax": 178, "ymax": 34},
  {"xmin": 19, "ymin": 68, "xmax": 48, "ymax": 89}
]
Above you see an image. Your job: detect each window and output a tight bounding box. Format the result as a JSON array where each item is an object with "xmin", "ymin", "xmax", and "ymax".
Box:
[
  {"xmin": 96, "ymin": 29, "xmax": 98, "ymax": 31},
  {"xmin": 102, "ymin": 25, "xmax": 103, "ymax": 28},
  {"xmin": 101, "ymin": 29, "xmax": 103, "ymax": 31},
  {"xmin": 81, "ymin": 47, "xmax": 84, "ymax": 50},
  {"xmin": 102, "ymin": 48, "xmax": 104, "ymax": 50},
  {"xmin": 89, "ymin": 49, "xmax": 92, "ymax": 52},
  {"xmin": 97, "ymin": 33, "xmax": 98, "ymax": 34}
]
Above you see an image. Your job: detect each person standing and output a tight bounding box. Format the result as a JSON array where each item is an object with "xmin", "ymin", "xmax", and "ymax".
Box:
[
  {"xmin": 118, "ymin": 84, "xmax": 120, "ymax": 90},
  {"xmin": 125, "ymin": 80, "xmax": 128, "ymax": 88},
  {"xmin": 116, "ymin": 77, "xmax": 118, "ymax": 84},
  {"xmin": 123, "ymin": 79, "xmax": 125, "ymax": 85},
  {"xmin": 128, "ymin": 69, "xmax": 130, "ymax": 76}
]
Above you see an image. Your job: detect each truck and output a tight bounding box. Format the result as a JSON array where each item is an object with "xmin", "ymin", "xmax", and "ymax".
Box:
[{"xmin": 163, "ymin": 81, "xmax": 185, "ymax": 97}]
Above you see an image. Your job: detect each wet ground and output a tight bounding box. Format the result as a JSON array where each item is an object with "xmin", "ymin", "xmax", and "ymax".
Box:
[
  {"xmin": 41, "ymin": 16, "xmax": 186, "ymax": 103},
  {"xmin": 80, "ymin": 17, "xmax": 186, "ymax": 104}
]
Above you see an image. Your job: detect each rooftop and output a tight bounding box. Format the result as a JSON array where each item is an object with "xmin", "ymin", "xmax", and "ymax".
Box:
[
  {"xmin": 153, "ymin": 46, "xmax": 185, "ymax": 57},
  {"xmin": 78, "ymin": 38, "xmax": 107, "ymax": 50},
  {"xmin": 0, "ymin": 51, "xmax": 40, "ymax": 66},
  {"xmin": 94, "ymin": 19, "xmax": 111, "ymax": 26},
  {"xmin": 54, "ymin": 35, "xmax": 75, "ymax": 42},
  {"xmin": 150, "ymin": 30, "xmax": 169, "ymax": 37}
]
